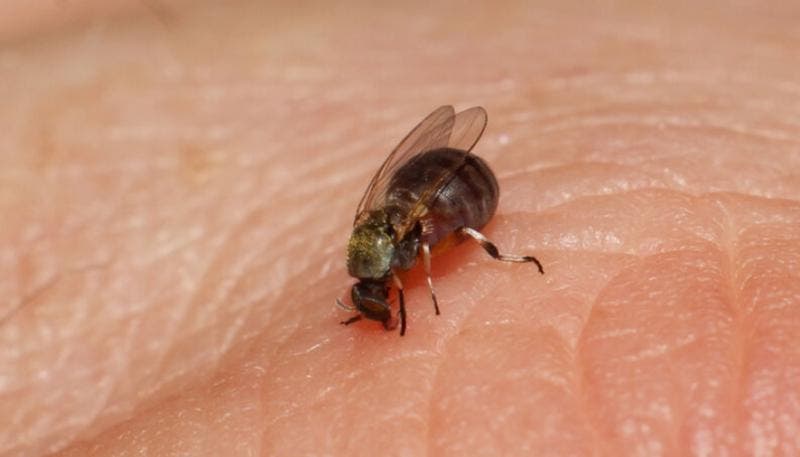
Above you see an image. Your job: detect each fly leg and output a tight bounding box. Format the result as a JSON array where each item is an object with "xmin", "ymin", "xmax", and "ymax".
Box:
[
  {"xmin": 419, "ymin": 219, "xmax": 441, "ymax": 316},
  {"xmin": 337, "ymin": 297, "xmax": 361, "ymax": 326},
  {"xmin": 422, "ymin": 242, "xmax": 440, "ymax": 315},
  {"xmin": 392, "ymin": 272, "xmax": 407, "ymax": 336},
  {"xmin": 340, "ymin": 315, "xmax": 362, "ymax": 326},
  {"xmin": 460, "ymin": 227, "xmax": 545, "ymax": 274}
]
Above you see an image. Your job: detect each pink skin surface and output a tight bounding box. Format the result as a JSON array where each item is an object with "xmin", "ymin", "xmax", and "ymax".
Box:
[{"xmin": 1, "ymin": 1, "xmax": 800, "ymax": 456}]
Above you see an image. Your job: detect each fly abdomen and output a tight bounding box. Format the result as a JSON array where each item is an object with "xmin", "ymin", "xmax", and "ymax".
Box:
[{"xmin": 386, "ymin": 147, "xmax": 499, "ymax": 247}]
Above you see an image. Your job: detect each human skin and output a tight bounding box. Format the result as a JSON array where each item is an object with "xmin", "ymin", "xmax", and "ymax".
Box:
[{"xmin": 1, "ymin": 0, "xmax": 799, "ymax": 456}]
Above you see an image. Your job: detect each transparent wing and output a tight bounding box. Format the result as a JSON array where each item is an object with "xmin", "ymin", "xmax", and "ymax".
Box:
[
  {"xmin": 445, "ymin": 105, "xmax": 488, "ymax": 152},
  {"xmin": 354, "ymin": 106, "xmax": 455, "ymax": 224},
  {"xmin": 390, "ymin": 106, "xmax": 488, "ymax": 238},
  {"xmin": 354, "ymin": 106, "xmax": 488, "ymax": 230}
]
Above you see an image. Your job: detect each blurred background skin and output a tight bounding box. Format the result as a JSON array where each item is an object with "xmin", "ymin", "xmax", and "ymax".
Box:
[
  {"xmin": 0, "ymin": 1, "xmax": 177, "ymax": 42},
  {"xmin": 2, "ymin": 1, "xmax": 800, "ymax": 456}
]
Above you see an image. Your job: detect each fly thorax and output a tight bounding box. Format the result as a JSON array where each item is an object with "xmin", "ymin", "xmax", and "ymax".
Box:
[{"xmin": 347, "ymin": 214, "xmax": 395, "ymax": 279}]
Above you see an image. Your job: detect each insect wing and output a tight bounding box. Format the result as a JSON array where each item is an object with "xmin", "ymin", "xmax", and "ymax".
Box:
[
  {"xmin": 392, "ymin": 106, "xmax": 488, "ymax": 238},
  {"xmin": 354, "ymin": 106, "xmax": 456, "ymax": 225},
  {"xmin": 447, "ymin": 106, "xmax": 488, "ymax": 153}
]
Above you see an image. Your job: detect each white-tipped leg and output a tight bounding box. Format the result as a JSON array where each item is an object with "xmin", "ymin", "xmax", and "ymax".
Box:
[
  {"xmin": 422, "ymin": 242, "xmax": 440, "ymax": 315},
  {"xmin": 392, "ymin": 272, "xmax": 407, "ymax": 336},
  {"xmin": 460, "ymin": 227, "xmax": 544, "ymax": 274}
]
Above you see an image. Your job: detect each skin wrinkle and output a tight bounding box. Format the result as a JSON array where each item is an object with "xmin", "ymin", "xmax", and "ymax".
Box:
[
  {"xmin": 0, "ymin": 272, "xmax": 61, "ymax": 326},
  {"xmin": 159, "ymin": 211, "xmax": 264, "ymax": 368},
  {"xmin": 258, "ymin": 333, "xmax": 410, "ymax": 453},
  {"xmin": 526, "ymin": 72, "xmax": 800, "ymax": 134},
  {"xmin": 255, "ymin": 338, "xmax": 310, "ymax": 431},
  {"xmin": 141, "ymin": 264, "xmax": 204, "ymax": 393},
  {"xmin": 577, "ymin": 223, "xmax": 721, "ymax": 452},
  {"xmin": 687, "ymin": 248, "xmax": 733, "ymax": 453},
  {"xmin": 429, "ymin": 321, "xmax": 593, "ymax": 454},
  {"xmin": 20, "ymin": 143, "xmax": 287, "ymax": 451},
  {"xmin": 422, "ymin": 274, "xmax": 491, "ymax": 455},
  {"xmin": 544, "ymin": 115, "xmax": 800, "ymax": 146},
  {"xmin": 3, "ymin": 264, "xmax": 113, "ymax": 444},
  {"xmin": 738, "ymin": 222, "xmax": 800, "ymax": 455},
  {"xmin": 716, "ymin": 196, "xmax": 751, "ymax": 457},
  {"xmin": 252, "ymin": 253, "xmax": 395, "ymax": 434},
  {"xmin": 1, "ymin": 1, "xmax": 800, "ymax": 456},
  {"xmin": 576, "ymin": 269, "xmax": 620, "ymax": 455},
  {"xmin": 179, "ymin": 176, "xmax": 336, "ymax": 358}
]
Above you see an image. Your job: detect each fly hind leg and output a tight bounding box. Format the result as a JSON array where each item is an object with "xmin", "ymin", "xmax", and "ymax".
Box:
[{"xmin": 460, "ymin": 227, "xmax": 544, "ymax": 274}]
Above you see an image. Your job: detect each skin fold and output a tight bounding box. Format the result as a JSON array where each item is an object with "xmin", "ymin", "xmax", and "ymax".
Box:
[{"xmin": 1, "ymin": 1, "xmax": 799, "ymax": 456}]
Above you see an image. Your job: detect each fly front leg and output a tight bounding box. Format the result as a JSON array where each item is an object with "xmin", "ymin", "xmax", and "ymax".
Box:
[
  {"xmin": 392, "ymin": 272, "xmax": 407, "ymax": 336},
  {"xmin": 340, "ymin": 315, "xmax": 362, "ymax": 326},
  {"xmin": 460, "ymin": 227, "xmax": 545, "ymax": 274}
]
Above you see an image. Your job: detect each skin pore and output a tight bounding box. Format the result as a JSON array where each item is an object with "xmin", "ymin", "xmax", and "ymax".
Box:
[{"xmin": 1, "ymin": 1, "xmax": 799, "ymax": 456}]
